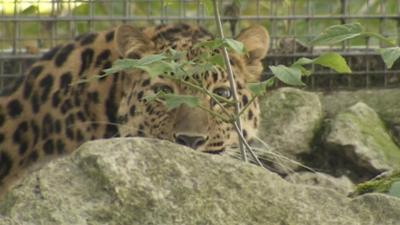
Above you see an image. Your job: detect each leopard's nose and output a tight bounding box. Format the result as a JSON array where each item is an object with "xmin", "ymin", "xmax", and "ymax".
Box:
[{"xmin": 174, "ymin": 134, "xmax": 208, "ymax": 149}]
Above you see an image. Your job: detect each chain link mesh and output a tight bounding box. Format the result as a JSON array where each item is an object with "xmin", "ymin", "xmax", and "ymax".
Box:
[{"xmin": 0, "ymin": 0, "xmax": 399, "ymax": 90}]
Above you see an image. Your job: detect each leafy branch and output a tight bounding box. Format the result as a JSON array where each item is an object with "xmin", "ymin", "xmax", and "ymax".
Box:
[
  {"xmin": 309, "ymin": 23, "xmax": 400, "ymax": 69},
  {"xmin": 249, "ymin": 52, "xmax": 352, "ymax": 91},
  {"xmin": 94, "ymin": 7, "xmax": 378, "ymax": 169},
  {"xmin": 265, "ymin": 22, "xmax": 400, "ymax": 89},
  {"xmin": 211, "ymin": 0, "xmax": 250, "ymax": 163}
]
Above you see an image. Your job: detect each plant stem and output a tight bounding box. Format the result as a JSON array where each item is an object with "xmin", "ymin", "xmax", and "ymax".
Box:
[
  {"xmin": 163, "ymin": 67, "xmax": 235, "ymax": 121},
  {"xmin": 198, "ymin": 105, "xmax": 231, "ymax": 123},
  {"xmin": 237, "ymin": 94, "xmax": 258, "ymax": 119},
  {"xmin": 232, "ymin": 123, "xmax": 264, "ymax": 168},
  {"xmin": 364, "ymin": 32, "xmax": 397, "ymax": 47},
  {"xmin": 212, "ymin": 0, "xmax": 247, "ymax": 162},
  {"xmin": 180, "ymin": 78, "xmax": 235, "ymax": 105}
]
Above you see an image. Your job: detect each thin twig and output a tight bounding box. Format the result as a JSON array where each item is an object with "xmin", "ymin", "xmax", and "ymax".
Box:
[
  {"xmin": 161, "ymin": 67, "xmax": 235, "ymax": 121},
  {"xmin": 198, "ymin": 105, "xmax": 231, "ymax": 123},
  {"xmin": 180, "ymin": 78, "xmax": 235, "ymax": 105},
  {"xmin": 253, "ymin": 136, "xmax": 317, "ymax": 173},
  {"xmin": 212, "ymin": 0, "xmax": 247, "ymax": 162},
  {"xmin": 236, "ymin": 94, "xmax": 258, "ymax": 119},
  {"xmin": 179, "ymin": 78, "xmax": 235, "ymax": 119},
  {"xmin": 232, "ymin": 123, "xmax": 265, "ymax": 168}
]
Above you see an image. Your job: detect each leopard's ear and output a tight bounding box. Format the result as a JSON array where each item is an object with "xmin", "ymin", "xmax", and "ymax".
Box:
[
  {"xmin": 115, "ymin": 24, "xmax": 153, "ymax": 58},
  {"xmin": 236, "ymin": 25, "xmax": 269, "ymax": 77}
]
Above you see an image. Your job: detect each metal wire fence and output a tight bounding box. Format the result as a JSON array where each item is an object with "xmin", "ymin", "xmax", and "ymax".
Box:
[{"xmin": 0, "ymin": 0, "xmax": 400, "ymax": 90}]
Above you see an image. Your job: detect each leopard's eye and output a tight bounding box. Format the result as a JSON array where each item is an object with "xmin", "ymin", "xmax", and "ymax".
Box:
[
  {"xmin": 213, "ymin": 87, "xmax": 231, "ymax": 99},
  {"xmin": 152, "ymin": 84, "xmax": 174, "ymax": 94}
]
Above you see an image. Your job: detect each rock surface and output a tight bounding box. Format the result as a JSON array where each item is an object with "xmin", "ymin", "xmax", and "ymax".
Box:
[
  {"xmin": 285, "ymin": 172, "xmax": 354, "ymax": 195},
  {"xmin": 319, "ymin": 89, "xmax": 400, "ymax": 124},
  {"xmin": 258, "ymin": 87, "xmax": 323, "ymax": 173},
  {"xmin": 351, "ymin": 170, "xmax": 400, "ymax": 197},
  {"xmin": 1, "ymin": 138, "xmax": 400, "ymax": 225},
  {"xmin": 348, "ymin": 193, "xmax": 400, "ymax": 225},
  {"xmin": 319, "ymin": 88, "xmax": 400, "ymax": 152},
  {"xmin": 322, "ymin": 102, "xmax": 400, "ymax": 178}
]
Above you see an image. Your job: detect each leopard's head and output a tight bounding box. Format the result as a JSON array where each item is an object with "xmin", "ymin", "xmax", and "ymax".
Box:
[{"xmin": 114, "ymin": 23, "xmax": 269, "ymax": 153}]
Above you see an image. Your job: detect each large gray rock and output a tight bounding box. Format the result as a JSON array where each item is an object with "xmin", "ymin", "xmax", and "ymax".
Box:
[
  {"xmin": 322, "ymin": 102, "xmax": 400, "ymax": 176},
  {"xmin": 319, "ymin": 89, "xmax": 400, "ymax": 150},
  {"xmin": 349, "ymin": 193, "xmax": 400, "ymax": 225},
  {"xmin": 285, "ymin": 172, "xmax": 354, "ymax": 195},
  {"xmin": 0, "ymin": 216, "xmax": 21, "ymax": 225},
  {"xmin": 319, "ymin": 89, "xmax": 400, "ymax": 124},
  {"xmin": 258, "ymin": 87, "xmax": 323, "ymax": 173},
  {"xmin": 1, "ymin": 138, "xmax": 400, "ymax": 225}
]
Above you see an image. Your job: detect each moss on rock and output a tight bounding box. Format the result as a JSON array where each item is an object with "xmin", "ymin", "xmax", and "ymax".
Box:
[{"xmin": 323, "ymin": 102, "xmax": 400, "ymax": 176}]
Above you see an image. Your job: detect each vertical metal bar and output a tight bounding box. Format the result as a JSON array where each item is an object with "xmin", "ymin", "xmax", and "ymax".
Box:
[
  {"xmin": 164, "ymin": 1, "xmax": 168, "ymax": 23},
  {"xmin": 380, "ymin": 0, "xmax": 388, "ymax": 87},
  {"xmin": 340, "ymin": 0, "xmax": 351, "ymax": 88},
  {"xmin": 110, "ymin": 0, "xmax": 114, "ymax": 23},
  {"xmin": 50, "ymin": 0, "xmax": 55, "ymax": 47},
  {"xmin": 69, "ymin": 0, "xmax": 74, "ymax": 39},
  {"xmin": 18, "ymin": 58, "xmax": 22, "ymax": 80},
  {"xmin": 0, "ymin": 60, "xmax": 4, "ymax": 90},
  {"xmin": 195, "ymin": 0, "xmax": 199, "ymax": 24},
  {"xmin": 125, "ymin": 0, "xmax": 130, "ymax": 24},
  {"xmin": 290, "ymin": 1, "xmax": 295, "ymax": 54},
  {"xmin": 306, "ymin": 0, "xmax": 315, "ymax": 88},
  {"xmin": 379, "ymin": 0, "xmax": 384, "ymax": 46},
  {"xmin": 128, "ymin": 0, "xmax": 133, "ymax": 24},
  {"xmin": 340, "ymin": 0, "xmax": 347, "ymax": 50},
  {"xmin": 366, "ymin": 0, "xmax": 371, "ymax": 88},
  {"xmin": 160, "ymin": 0, "xmax": 165, "ymax": 24},
  {"xmin": 269, "ymin": 0, "xmax": 275, "ymax": 51},
  {"xmin": 55, "ymin": 0, "xmax": 59, "ymax": 45},
  {"xmin": 397, "ymin": 0, "xmax": 400, "ymax": 46},
  {"xmin": 180, "ymin": 0, "xmax": 184, "ymax": 21},
  {"xmin": 269, "ymin": 0, "xmax": 278, "ymax": 83},
  {"xmin": 12, "ymin": 0, "xmax": 18, "ymax": 54},
  {"xmin": 89, "ymin": 0, "xmax": 94, "ymax": 31},
  {"xmin": 147, "ymin": 0, "xmax": 152, "ymax": 20}
]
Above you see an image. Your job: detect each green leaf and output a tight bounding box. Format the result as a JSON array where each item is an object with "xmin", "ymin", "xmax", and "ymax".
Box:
[
  {"xmin": 194, "ymin": 39, "xmax": 224, "ymax": 50},
  {"xmin": 209, "ymin": 54, "xmax": 225, "ymax": 67},
  {"xmin": 248, "ymin": 78, "xmax": 275, "ymax": 95},
  {"xmin": 21, "ymin": 5, "xmax": 38, "ymax": 15},
  {"xmin": 293, "ymin": 57, "xmax": 314, "ymax": 66},
  {"xmin": 388, "ymin": 181, "xmax": 400, "ymax": 198},
  {"xmin": 365, "ymin": 32, "xmax": 397, "ymax": 47},
  {"xmin": 73, "ymin": 3, "xmax": 90, "ymax": 15},
  {"xmin": 102, "ymin": 59, "xmax": 138, "ymax": 75},
  {"xmin": 291, "ymin": 64, "xmax": 312, "ymax": 76},
  {"xmin": 233, "ymin": 0, "xmax": 243, "ymax": 7},
  {"xmin": 313, "ymin": 52, "xmax": 352, "ymax": 73},
  {"xmin": 224, "ymin": 38, "xmax": 245, "ymax": 54},
  {"xmin": 292, "ymin": 53, "xmax": 351, "ymax": 74},
  {"xmin": 184, "ymin": 62, "xmax": 214, "ymax": 78},
  {"xmin": 269, "ymin": 65, "xmax": 305, "ymax": 86},
  {"xmin": 378, "ymin": 47, "xmax": 400, "ymax": 69},
  {"xmin": 102, "ymin": 54, "xmax": 168, "ymax": 76},
  {"xmin": 167, "ymin": 48, "xmax": 186, "ymax": 61},
  {"xmin": 163, "ymin": 94, "xmax": 200, "ymax": 110},
  {"xmin": 136, "ymin": 61, "xmax": 172, "ymax": 78},
  {"xmin": 309, "ymin": 23, "xmax": 364, "ymax": 45},
  {"xmin": 136, "ymin": 54, "xmax": 167, "ymax": 65},
  {"xmin": 164, "ymin": 0, "xmax": 179, "ymax": 7},
  {"xmin": 203, "ymin": 0, "xmax": 214, "ymax": 14},
  {"xmin": 142, "ymin": 93, "xmax": 160, "ymax": 103}
]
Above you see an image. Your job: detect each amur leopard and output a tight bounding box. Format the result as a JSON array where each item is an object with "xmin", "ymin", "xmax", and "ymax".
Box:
[{"xmin": 0, "ymin": 23, "xmax": 269, "ymax": 195}]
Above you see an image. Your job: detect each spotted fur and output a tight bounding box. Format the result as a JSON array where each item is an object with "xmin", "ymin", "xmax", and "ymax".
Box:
[{"xmin": 0, "ymin": 23, "xmax": 269, "ymax": 195}]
